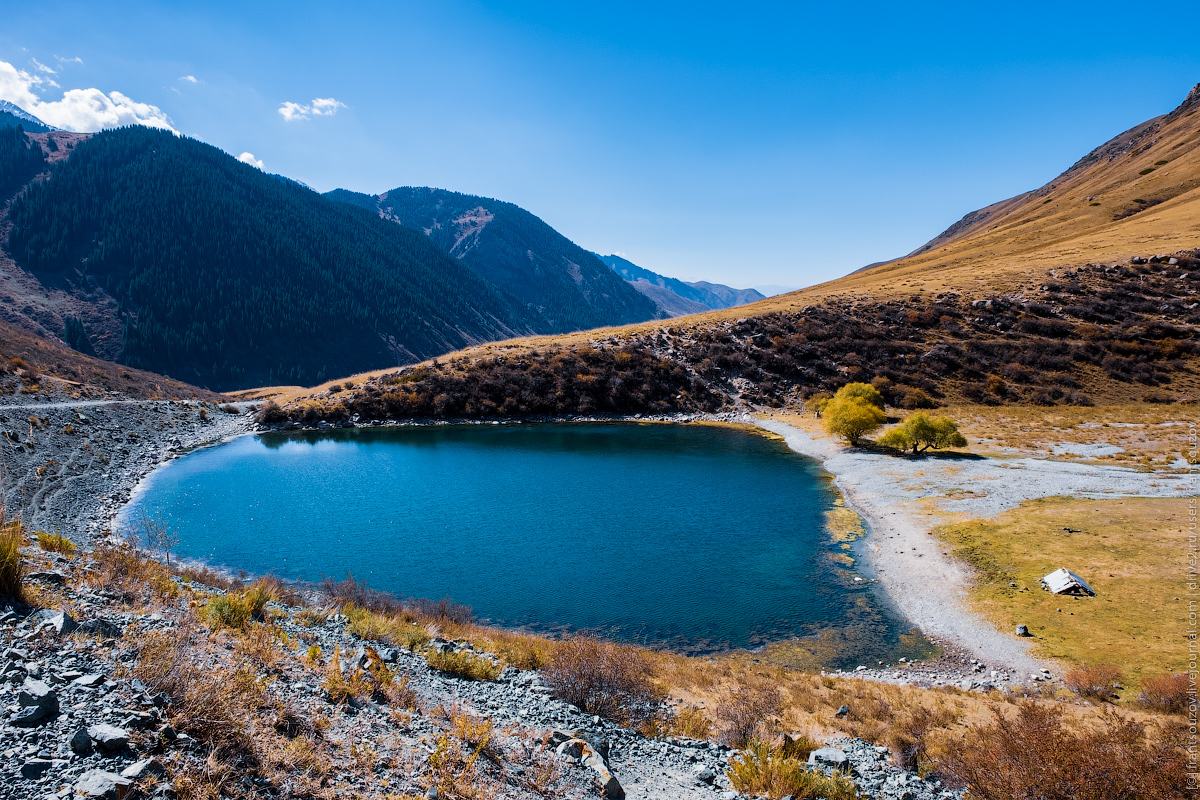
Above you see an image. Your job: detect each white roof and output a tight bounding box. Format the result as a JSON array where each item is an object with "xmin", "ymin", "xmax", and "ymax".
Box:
[{"xmin": 1041, "ymin": 568, "xmax": 1096, "ymax": 596}]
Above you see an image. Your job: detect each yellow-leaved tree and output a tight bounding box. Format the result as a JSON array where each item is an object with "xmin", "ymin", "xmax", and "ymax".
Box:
[
  {"xmin": 822, "ymin": 382, "xmax": 886, "ymax": 445},
  {"xmin": 878, "ymin": 413, "xmax": 968, "ymax": 454}
]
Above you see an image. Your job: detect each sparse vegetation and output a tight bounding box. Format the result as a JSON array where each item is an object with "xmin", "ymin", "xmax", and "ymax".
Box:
[
  {"xmin": 36, "ymin": 530, "xmax": 76, "ymax": 556},
  {"xmin": 424, "ymin": 648, "xmax": 503, "ymax": 681},
  {"xmin": 1063, "ymin": 663, "xmax": 1123, "ymax": 701},
  {"xmin": 1137, "ymin": 673, "xmax": 1190, "ymax": 714},
  {"xmin": 726, "ymin": 740, "xmax": 858, "ymax": 800},
  {"xmin": 0, "ymin": 518, "xmax": 25, "ymax": 603},
  {"xmin": 716, "ymin": 682, "xmax": 783, "ymax": 747}
]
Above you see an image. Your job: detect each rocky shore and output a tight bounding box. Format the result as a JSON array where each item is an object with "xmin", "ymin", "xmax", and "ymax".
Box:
[{"xmin": 2, "ymin": 550, "xmax": 964, "ymax": 800}]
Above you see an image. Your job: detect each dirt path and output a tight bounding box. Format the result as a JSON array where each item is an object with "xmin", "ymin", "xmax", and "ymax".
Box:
[{"xmin": 755, "ymin": 416, "xmax": 1199, "ymax": 680}]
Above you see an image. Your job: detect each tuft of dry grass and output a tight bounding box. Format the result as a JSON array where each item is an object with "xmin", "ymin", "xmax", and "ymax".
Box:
[
  {"xmin": 717, "ymin": 682, "xmax": 783, "ymax": 748},
  {"xmin": 35, "ymin": 530, "xmax": 76, "ymax": 556},
  {"xmin": 425, "ymin": 648, "xmax": 502, "ymax": 682},
  {"xmin": 0, "ymin": 518, "xmax": 25, "ymax": 603},
  {"xmin": 726, "ymin": 740, "xmax": 858, "ymax": 800},
  {"xmin": 203, "ymin": 580, "xmax": 273, "ymax": 629},
  {"xmin": 86, "ymin": 539, "xmax": 178, "ymax": 603}
]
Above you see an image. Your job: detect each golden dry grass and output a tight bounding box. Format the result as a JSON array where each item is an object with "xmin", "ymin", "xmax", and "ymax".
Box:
[{"xmin": 934, "ymin": 496, "xmax": 1193, "ymax": 688}]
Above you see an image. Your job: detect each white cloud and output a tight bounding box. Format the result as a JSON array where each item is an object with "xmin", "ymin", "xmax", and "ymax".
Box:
[
  {"xmin": 0, "ymin": 59, "xmax": 174, "ymax": 133},
  {"xmin": 278, "ymin": 96, "xmax": 346, "ymax": 122},
  {"xmin": 54, "ymin": 56, "xmax": 83, "ymax": 66},
  {"xmin": 30, "ymin": 58, "xmax": 55, "ymax": 75},
  {"xmin": 237, "ymin": 151, "xmax": 264, "ymax": 169},
  {"xmin": 180, "ymin": 75, "xmax": 198, "ymax": 84}
]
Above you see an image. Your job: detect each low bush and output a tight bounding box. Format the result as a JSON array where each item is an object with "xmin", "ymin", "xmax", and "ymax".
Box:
[
  {"xmin": 541, "ymin": 636, "xmax": 665, "ymax": 728},
  {"xmin": 717, "ymin": 682, "xmax": 783, "ymax": 748},
  {"xmin": 0, "ymin": 519, "xmax": 25, "ymax": 603},
  {"xmin": 940, "ymin": 701, "xmax": 1184, "ymax": 799},
  {"xmin": 425, "ymin": 648, "xmax": 502, "ymax": 682},
  {"xmin": 1137, "ymin": 673, "xmax": 1190, "ymax": 714},
  {"xmin": 205, "ymin": 581, "xmax": 273, "ymax": 629},
  {"xmin": 36, "ymin": 530, "xmax": 76, "ymax": 556},
  {"xmin": 1063, "ymin": 663, "xmax": 1123, "ymax": 700},
  {"xmin": 726, "ymin": 740, "xmax": 858, "ymax": 800},
  {"xmin": 86, "ymin": 540, "xmax": 177, "ymax": 602}
]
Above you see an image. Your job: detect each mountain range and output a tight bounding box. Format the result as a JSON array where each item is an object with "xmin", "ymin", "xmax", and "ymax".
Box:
[
  {"xmin": 0, "ymin": 115, "xmax": 771, "ymax": 391},
  {"xmin": 595, "ymin": 254, "xmax": 765, "ymax": 316}
]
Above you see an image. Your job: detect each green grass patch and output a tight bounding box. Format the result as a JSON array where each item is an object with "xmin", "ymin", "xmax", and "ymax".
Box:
[{"xmin": 424, "ymin": 648, "xmax": 502, "ymax": 681}]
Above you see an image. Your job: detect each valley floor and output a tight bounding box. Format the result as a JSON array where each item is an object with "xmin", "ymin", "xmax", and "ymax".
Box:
[{"xmin": 756, "ymin": 413, "xmax": 1199, "ymax": 682}]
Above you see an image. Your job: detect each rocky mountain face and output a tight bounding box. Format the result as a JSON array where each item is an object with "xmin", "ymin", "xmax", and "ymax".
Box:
[
  {"xmin": 597, "ymin": 254, "xmax": 766, "ymax": 317},
  {"xmin": 327, "ymin": 187, "xmax": 663, "ymax": 333}
]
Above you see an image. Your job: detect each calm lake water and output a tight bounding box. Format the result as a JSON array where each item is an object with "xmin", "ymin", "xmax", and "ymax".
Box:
[{"xmin": 120, "ymin": 423, "xmax": 924, "ymax": 664}]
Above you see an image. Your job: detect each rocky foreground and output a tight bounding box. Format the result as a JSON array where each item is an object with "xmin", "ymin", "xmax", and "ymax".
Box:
[{"xmin": 2, "ymin": 544, "xmax": 966, "ymax": 800}]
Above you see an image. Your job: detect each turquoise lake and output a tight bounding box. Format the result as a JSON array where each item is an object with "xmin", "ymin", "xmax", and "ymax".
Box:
[{"xmin": 120, "ymin": 423, "xmax": 925, "ymax": 664}]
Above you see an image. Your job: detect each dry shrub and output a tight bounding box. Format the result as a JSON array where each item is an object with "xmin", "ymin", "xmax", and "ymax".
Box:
[
  {"xmin": 343, "ymin": 603, "xmax": 431, "ymax": 650},
  {"xmin": 541, "ymin": 636, "xmax": 665, "ymax": 728},
  {"xmin": 1063, "ymin": 663, "xmax": 1123, "ymax": 700},
  {"xmin": 886, "ymin": 702, "xmax": 959, "ymax": 773},
  {"xmin": 253, "ymin": 574, "xmax": 302, "ymax": 606},
  {"xmin": 36, "ymin": 530, "xmax": 76, "ymax": 556},
  {"xmin": 669, "ymin": 705, "xmax": 714, "ymax": 740},
  {"xmin": 131, "ymin": 622, "xmax": 263, "ymax": 753},
  {"xmin": 425, "ymin": 648, "xmax": 502, "ymax": 682},
  {"xmin": 717, "ymin": 682, "xmax": 782, "ymax": 748},
  {"xmin": 726, "ymin": 740, "xmax": 858, "ymax": 800},
  {"xmin": 87, "ymin": 539, "xmax": 177, "ymax": 602},
  {"xmin": 177, "ymin": 563, "xmax": 239, "ymax": 591},
  {"xmin": 1137, "ymin": 673, "xmax": 1191, "ymax": 714},
  {"xmin": 0, "ymin": 519, "xmax": 25, "ymax": 603},
  {"xmin": 940, "ymin": 701, "xmax": 1185, "ymax": 800}
]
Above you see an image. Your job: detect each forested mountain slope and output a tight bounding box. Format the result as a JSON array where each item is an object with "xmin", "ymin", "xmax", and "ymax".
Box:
[
  {"xmin": 326, "ymin": 187, "xmax": 662, "ymax": 331},
  {"xmin": 0, "ymin": 126, "xmax": 544, "ymax": 390}
]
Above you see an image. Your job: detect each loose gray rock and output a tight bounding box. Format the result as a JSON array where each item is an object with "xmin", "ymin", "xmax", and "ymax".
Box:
[
  {"xmin": 1015, "ymin": 624, "xmax": 1030, "ymax": 636},
  {"xmin": 78, "ymin": 618, "xmax": 124, "ymax": 639},
  {"xmin": 75, "ymin": 769, "xmax": 133, "ymax": 799},
  {"xmin": 834, "ymin": 704, "xmax": 850, "ymax": 718},
  {"xmin": 21, "ymin": 758, "xmax": 54, "ymax": 779},
  {"xmin": 88, "ymin": 723, "xmax": 131, "ymax": 752},
  {"xmin": 29, "ymin": 608, "xmax": 79, "ymax": 635},
  {"xmin": 71, "ymin": 726, "xmax": 95, "ymax": 754},
  {"xmin": 808, "ymin": 746, "xmax": 850, "ymax": 772},
  {"xmin": 121, "ymin": 758, "xmax": 166, "ymax": 779}
]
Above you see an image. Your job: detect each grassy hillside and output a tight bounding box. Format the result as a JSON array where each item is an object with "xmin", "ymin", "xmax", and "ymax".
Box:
[
  {"xmin": 4, "ymin": 127, "xmax": 540, "ymax": 391},
  {"xmin": 266, "ymin": 85, "xmax": 1200, "ymax": 419},
  {"xmin": 327, "ymin": 187, "xmax": 662, "ymax": 332}
]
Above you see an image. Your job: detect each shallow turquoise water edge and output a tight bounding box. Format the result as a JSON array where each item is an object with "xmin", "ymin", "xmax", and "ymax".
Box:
[{"xmin": 119, "ymin": 422, "xmax": 926, "ymax": 665}]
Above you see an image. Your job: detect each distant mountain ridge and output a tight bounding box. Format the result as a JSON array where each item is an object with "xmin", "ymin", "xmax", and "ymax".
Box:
[
  {"xmin": 0, "ymin": 101, "xmax": 56, "ymax": 133},
  {"xmin": 596, "ymin": 253, "xmax": 765, "ymax": 317},
  {"xmin": 326, "ymin": 187, "xmax": 662, "ymax": 333}
]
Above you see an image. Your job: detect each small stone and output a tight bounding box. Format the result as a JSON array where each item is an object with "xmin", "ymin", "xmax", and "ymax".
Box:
[
  {"xmin": 73, "ymin": 674, "xmax": 105, "ymax": 688},
  {"xmin": 808, "ymin": 747, "xmax": 850, "ymax": 772},
  {"xmin": 120, "ymin": 758, "xmax": 165, "ymax": 779},
  {"xmin": 21, "ymin": 758, "xmax": 54, "ymax": 779},
  {"xmin": 78, "ymin": 619, "xmax": 123, "ymax": 639},
  {"xmin": 1015, "ymin": 624, "xmax": 1030, "ymax": 637},
  {"xmin": 19, "ymin": 678, "xmax": 56, "ymax": 706},
  {"xmin": 71, "ymin": 727, "xmax": 94, "ymax": 755},
  {"xmin": 834, "ymin": 705, "xmax": 850, "ymax": 718}
]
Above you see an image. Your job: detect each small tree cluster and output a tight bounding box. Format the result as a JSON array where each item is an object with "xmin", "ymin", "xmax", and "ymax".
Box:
[{"xmin": 877, "ymin": 413, "xmax": 968, "ymax": 454}]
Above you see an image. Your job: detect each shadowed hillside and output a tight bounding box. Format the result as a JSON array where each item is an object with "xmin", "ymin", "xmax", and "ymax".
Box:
[{"xmin": 327, "ymin": 187, "xmax": 662, "ymax": 332}]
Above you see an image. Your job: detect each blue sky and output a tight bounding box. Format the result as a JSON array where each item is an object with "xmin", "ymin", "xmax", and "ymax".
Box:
[{"xmin": 2, "ymin": 1, "xmax": 1198, "ymax": 291}]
